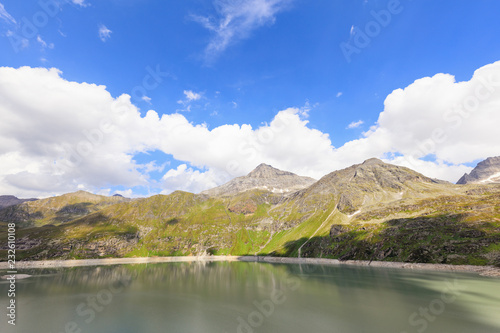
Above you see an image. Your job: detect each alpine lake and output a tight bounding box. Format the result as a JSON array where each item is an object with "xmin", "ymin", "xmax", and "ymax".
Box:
[{"xmin": 1, "ymin": 261, "xmax": 500, "ymax": 333}]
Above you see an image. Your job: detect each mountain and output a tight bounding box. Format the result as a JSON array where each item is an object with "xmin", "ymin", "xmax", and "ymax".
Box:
[
  {"xmin": 457, "ymin": 156, "xmax": 500, "ymax": 184},
  {"xmin": 201, "ymin": 163, "xmax": 316, "ymax": 197},
  {"xmin": 291, "ymin": 158, "xmax": 447, "ymax": 214},
  {"xmin": 1, "ymin": 159, "xmax": 499, "ymax": 268},
  {"xmin": 0, "ymin": 190, "xmax": 130, "ymax": 228},
  {"xmin": 0, "ymin": 195, "xmax": 37, "ymax": 209}
]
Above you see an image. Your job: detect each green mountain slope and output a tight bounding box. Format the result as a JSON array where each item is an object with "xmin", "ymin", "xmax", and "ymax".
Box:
[
  {"xmin": 1, "ymin": 159, "xmax": 499, "ymax": 267},
  {"xmin": 0, "ymin": 191, "xmax": 130, "ymax": 228}
]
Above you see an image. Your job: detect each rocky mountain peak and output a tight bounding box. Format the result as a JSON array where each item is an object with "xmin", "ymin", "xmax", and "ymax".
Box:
[
  {"xmin": 314, "ymin": 158, "xmax": 434, "ymax": 190},
  {"xmin": 300, "ymin": 158, "xmax": 439, "ymax": 214},
  {"xmin": 457, "ymin": 156, "xmax": 500, "ymax": 184},
  {"xmin": 201, "ymin": 164, "xmax": 316, "ymax": 197},
  {"xmin": 361, "ymin": 158, "xmax": 384, "ymax": 166},
  {"xmin": 247, "ymin": 163, "xmax": 295, "ymax": 178}
]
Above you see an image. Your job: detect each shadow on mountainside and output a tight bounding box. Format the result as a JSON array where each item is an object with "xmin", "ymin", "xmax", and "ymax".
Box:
[
  {"xmin": 0, "ymin": 204, "xmax": 44, "ymax": 228},
  {"xmin": 281, "ymin": 213, "xmax": 500, "ymax": 267},
  {"xmin": 0, "ymin": 213, "xmax": 140, "ymax": 261},
  {"xmin": 54, "ymin": 202, "xmax": 93, "ymax": 222}
]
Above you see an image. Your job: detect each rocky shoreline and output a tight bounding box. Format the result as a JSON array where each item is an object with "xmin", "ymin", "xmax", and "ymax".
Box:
[{"xmin": 1, "ymin": 256, "xmax": 499, "ymax": 277}]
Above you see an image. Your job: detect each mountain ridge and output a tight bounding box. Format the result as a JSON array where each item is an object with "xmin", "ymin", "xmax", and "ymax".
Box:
[
  {"xmin": 290, "ymin": 158, "xmax": 447, "ymax": 214},
  {"xmin": 1, "ymin": 158, "xmax": 499, "ymax": 268},
  {"xmin": 0, "ymin": 195, "xmax": 38, "ymax": 209},
  {"xmin": 457, "ymin": 156, "xmax": 500, "ymax": 184},
  {"xmin": 0, "ymin": 190, "xmax": 130, "ymax": 228},
  {"xmin": 201, "ymin": 163, "xmax": 316, "ymax": 197}
]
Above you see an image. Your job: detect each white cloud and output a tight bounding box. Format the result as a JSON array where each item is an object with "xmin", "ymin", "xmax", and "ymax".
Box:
[
  {"xmin": 192, "ymin": 0, "xmax": 291, "ymax": 60},
  {"xmin": 161, "ymin": 164, "xmax": 219, "ymax": 194},
  {"xmin": 37, "ymin": 35, "xmax": 54, "ymax": 50},
  {"xmin": 336, "ymin": 92, "xmax": 343, "ymax": 98},
  {"xmin": 154, "ymin": 106, "xmax": 335, "ymax": 184},
  {"xmin": 114, "ymin": 189, "xmax": 134, "ymax": 198},
  {"xmin": 347, "ymin": 120, "xmax": 363, "ymax": 129},
  {"xmin": 96, "ymin": 188, "xmax": 111, "ymax": 196},
  {"xmin": 176, "ymin": 90, "xmax": 202, "ymax": 112},
  {"xmin": 0, "ymin": 67, "xmax": 150, "ymax": 197},
  {"xmin": 37, "ymin": 36, "xmax": 47, "ymax": 48},
  {"xmin": 0, "ymin": 2, "xmax": 16, "ymax": 24},
  {"xmin": 71, "ymin": 0, "xmax": 88, "ymax": 7},
  {"xmin": 0, "ymin": 67, "xmax": 333, "ymax": 196},
  {"xmin": 183, "ymin": 90, "xmax": 201, "ymax": 101},
  {"xmin": 357, "ymin": 61, "xmax": 500, "ymax": 166},
  {"xmin": 1, "ymin": 62, "xmax": 500, "ymax": 197},
  {"xmin": 142, "ymin": 95, "xmax": 152, "ymax": 103},
  {"xmin": 297, "ymin": 101, "xmax": 313, "ymax": 118},
  {"xmin": 98, "ymin": 24, "xmax": 112, "ymax": 42}
]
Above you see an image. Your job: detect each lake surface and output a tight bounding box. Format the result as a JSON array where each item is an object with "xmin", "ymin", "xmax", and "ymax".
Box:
[{"xmin": 1, "ymin": 261, "xmax": 500, "ymax": 333}]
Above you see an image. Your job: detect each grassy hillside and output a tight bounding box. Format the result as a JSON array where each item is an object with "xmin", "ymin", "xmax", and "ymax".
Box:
[
  {"xmin": 0, "ymin": 191, "xmax": 129, "ymax": 228},
  {"xmin": 293, "ymin": 185, "xmax": 500, "ymax": 266},
  {"xmin": 1, "ymin": 161, "xmax": 499, "ymax": 267}
]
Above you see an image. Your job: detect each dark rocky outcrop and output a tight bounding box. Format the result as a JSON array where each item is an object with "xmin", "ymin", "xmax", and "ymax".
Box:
[{"xmin": 0, "ymin": 195, "xmax": 37, "ymax": 209}]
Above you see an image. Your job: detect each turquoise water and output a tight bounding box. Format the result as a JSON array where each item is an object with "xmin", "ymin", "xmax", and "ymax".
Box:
[{"xmin": 1, "ymin": 262, "xmax": 500, "ymax": 333}]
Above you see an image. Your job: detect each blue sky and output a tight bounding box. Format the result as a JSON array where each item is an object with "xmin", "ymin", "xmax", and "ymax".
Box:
[{"xmin": 1, "ymin": 0, "xmax": 500, "ymax": 197}]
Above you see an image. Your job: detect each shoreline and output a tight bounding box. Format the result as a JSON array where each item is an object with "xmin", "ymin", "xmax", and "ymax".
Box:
[{"xmin": 1, "ymin": 256, "xmax": 499, "ymax": 277}]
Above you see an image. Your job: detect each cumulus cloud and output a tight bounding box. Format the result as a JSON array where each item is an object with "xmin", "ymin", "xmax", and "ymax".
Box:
[
  {"xmin": 0, "ymin": 67, "xmax": 333, "ymax": 197},
  {"xmin": 161, "ymin": 164, "xmax": 219, "ymax": 194},
  {"xmin": 0, "ymin": 2, "xmax": 16, "ymax": 24},
  {"xmin": 192, "ymin": 0, "xmax": 291, "ymax": 60},
  {"xmin": 1, "ymin": 61, "xmax": 500, "ymax": 197},
  {"xmin": 98, "ymin": 24, "xmax": 112, "ymax": 42},
  {"xmin": 327, "ymin": 61, "xmax": 500, "ymax": 180},
  {"xmin": 0, "ymin": 67, "xmax": 150, "ymax": 197},
  {"xmin": 360, "ymin": 61, "xmax": 500, "ymax": 165}
]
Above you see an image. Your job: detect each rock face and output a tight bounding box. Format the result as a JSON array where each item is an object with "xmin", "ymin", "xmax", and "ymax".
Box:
[
  {"xmin": 201, "ymin": 163, "xmax": 316, "ymax": 197},
  {"xmin": 0, "ymin": 195, "xmax": 37, "ymax": 209},
  {"xmin": 457, "ymin": 156, "xmax": 500, "ymax": 184},
  {"xmin": 296, "ymin": 158, "xmax": 441, "ymax": 214}
]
